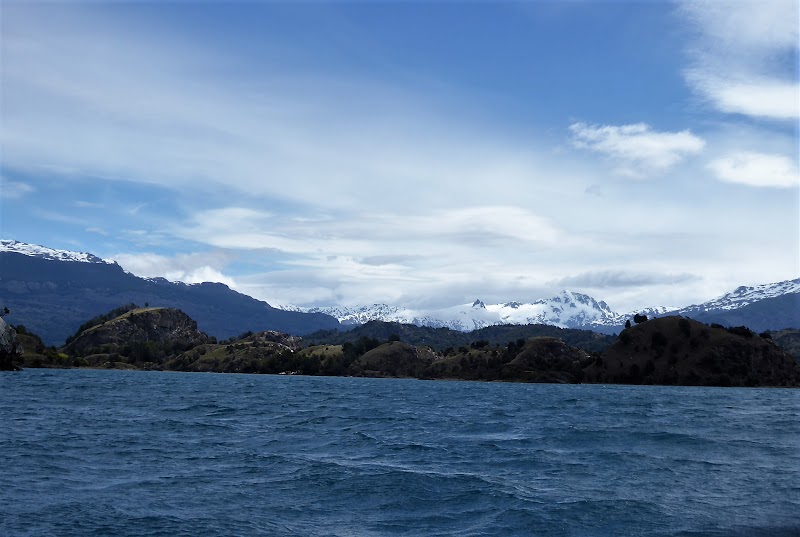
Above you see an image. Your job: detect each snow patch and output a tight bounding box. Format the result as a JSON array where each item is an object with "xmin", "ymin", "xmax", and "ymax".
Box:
[{"xmin": 0, "ymin": 239, "xmax": 114, "ymax": 264}]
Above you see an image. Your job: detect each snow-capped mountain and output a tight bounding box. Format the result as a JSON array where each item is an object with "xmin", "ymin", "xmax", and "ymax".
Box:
[
  {"xmin": 297, "ymin": 300, "xmax": 502, "ymax": 331},
  {"xmin": 307, "ymin": 304, "xmax": 407, "ymax": 326},
  {"xmin": 489, "ymin": 291, "xmax": 622, "ymax": 327},
  {"xmin": 289, "ymin": 291, "xmax": 634, "ymax": 332},
  {"xmin": 0, "ymin": 239, "xmax": 113, "ymax": 265},
  {"xmin": 283, "ymin": 279, "xmax": 799, "ymax": 333},
  {"xmin": 675, "ymin": 279, "xmax": 800, "ymax": 314}
]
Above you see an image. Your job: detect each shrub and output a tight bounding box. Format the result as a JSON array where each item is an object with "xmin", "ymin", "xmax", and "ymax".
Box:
[
  {"xmin": 726, "ymin": 326, "xmax": 754, "ymax": 339},
  {"xmin": 678, "ymin": 318, "xmax": 691, "ymax": 337}
]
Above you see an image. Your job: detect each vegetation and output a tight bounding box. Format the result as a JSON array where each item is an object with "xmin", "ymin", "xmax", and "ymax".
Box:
[
  {"xmin": 584, "ymin": 317, "xmax": 799, "ymax": 387},
  {"xmin": 8, "ymin": 305, "xmax": 800, "ymax": 387},
  {"xmin": 65, "ymin": 303, "xmax": 140, "ymax": 345},
  {"xmin": 304, "ymin": 320, "xmax": 616, "ymax": 354}
]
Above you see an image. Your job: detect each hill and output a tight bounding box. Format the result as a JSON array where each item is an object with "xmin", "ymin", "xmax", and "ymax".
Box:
[
  {"xmin": 62, "ymin": 307, "xmax": 210, "ymax": 368},
  {"xmin": 583, "ymin": 317, "xmax": 799, "ymax": 387}
]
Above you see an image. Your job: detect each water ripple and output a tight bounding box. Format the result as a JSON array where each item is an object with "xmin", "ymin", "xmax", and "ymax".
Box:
[{"xmin": 1, "ymin": 370, "xmax": 798, "ymax": 537}]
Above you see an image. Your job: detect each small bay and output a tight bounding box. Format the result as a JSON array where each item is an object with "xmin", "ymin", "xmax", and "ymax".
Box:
[{"xmin": 1, "ymin": 369, "xmax": 798, "ymax": 537}]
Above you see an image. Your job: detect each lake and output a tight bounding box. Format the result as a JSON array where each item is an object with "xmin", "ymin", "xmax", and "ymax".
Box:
[{"xmin": 1, "ymin": 369, "xmax": 798, "ymax": 536}]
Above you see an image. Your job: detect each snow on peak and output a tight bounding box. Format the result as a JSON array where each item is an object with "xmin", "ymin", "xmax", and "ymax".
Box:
[
  {"xmin": 277, "ymin": 279, "xmax": 800, "ymax": 332},
  {"xmin": 303, "ymin": 304, "xmax": 406, "ymax": 326},
  {"xmin": 281, "ymin": 290, "xmax": 628, "ymax": 332},
  {"xmin": 0, "ymin": 239, "xmax": 114, "ymax": 264},
  {"xmin": 679, "ymin": 278, "xmax": 800, "ymax": 313}
]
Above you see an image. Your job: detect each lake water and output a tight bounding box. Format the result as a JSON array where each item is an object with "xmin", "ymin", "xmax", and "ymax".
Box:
[{"xmin": 1, "ymin": 370, "xmax": 798, "ymax": 537}]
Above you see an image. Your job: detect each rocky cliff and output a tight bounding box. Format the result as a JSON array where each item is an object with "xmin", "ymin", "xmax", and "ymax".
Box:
[{"xmin": 0, "ymin": 317, "xmax": 23, "ymax": 371}]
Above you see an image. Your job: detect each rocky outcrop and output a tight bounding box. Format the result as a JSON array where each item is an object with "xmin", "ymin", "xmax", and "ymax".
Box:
[
  {"xmin": 63, "ymin": 307, "xmax": 209, "ymax": 361},
  {"xmin": 0, "ymin": 317, "xmax": 23, "ymax": 371}
]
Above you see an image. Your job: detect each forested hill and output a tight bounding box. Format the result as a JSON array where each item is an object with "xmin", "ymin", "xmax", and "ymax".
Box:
[{"xmin": 303, "ymin": 320, "xmax": 617, "ymax": 354}]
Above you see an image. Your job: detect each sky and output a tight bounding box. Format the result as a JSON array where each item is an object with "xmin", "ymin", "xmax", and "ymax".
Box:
[{"xmin": 1, "ymin": 0, "xmax": 798, "ymax": 313}]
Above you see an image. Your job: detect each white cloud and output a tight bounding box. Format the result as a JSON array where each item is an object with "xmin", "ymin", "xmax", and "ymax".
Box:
[
  {"xmin": 685, "ymin": 72, "xmax": 799, "ymax": 121},
  {"xmin": 0, "ymin": 180, "xmax": 35, "ymax": 199},
  {"xmin": 111, "ymin": 251, "xmax": 238, "ymax": 288},
  {"xmin": 678, "ymin": 0, "xmax": 799, "ymax": 121},
  {"xmin": 707, "ymin": 152, "xmax": 800, "ymax": 188},
  {"xmin": 569, "ymin": 122, "xmax": 705, "ymax": 177}
]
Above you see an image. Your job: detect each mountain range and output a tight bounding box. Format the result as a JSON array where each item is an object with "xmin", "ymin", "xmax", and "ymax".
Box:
[
  {"xmin": 285, "ymin": 281, "xmax": 800, "ymax": 335},
  {"xmin": 1, "ymin": 240, "xmax": 798, "ymax": 345}
]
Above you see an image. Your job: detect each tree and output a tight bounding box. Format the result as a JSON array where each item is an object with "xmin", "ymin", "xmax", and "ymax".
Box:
[
  {"xmin": 0, "ymin": 307, "xmax": 8, "ymax": 317},
  {"xmin": 625, "ymin": 319, "xmax": 631, "ymax": 329},
  {"xmin": 633, "ymin": 313, "xmax": 648, "ymax": 324}
]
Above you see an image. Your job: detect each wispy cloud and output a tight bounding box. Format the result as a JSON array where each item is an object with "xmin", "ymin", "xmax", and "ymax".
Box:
[
  {"xmin": 74, "ymin": 201, "xmax": 104, "ymax": 208},
  {"xmin": 174, "ymin": 205, "xmax": 561, "ymax": 259},
  {"xmin": 707, "ymin": 152, "xmax": 800, "ymax": 188},
  {"xmin": 0, "ymin": 5, "xmax": 558, "ymax": 216},
  {"xmin": 569, "ymin": 122, "xmax": 705, "ymax": 178},
  {"xmin": 0, "ymin": 180, "xmax": 35, "ymax": 199},
  {"xmin": 553, "ymin": 270, "xmax": 701, "ymax": 289},
  {"xmin": 678, "ymin": 0, "xmax": 799, "ymax": 121}
]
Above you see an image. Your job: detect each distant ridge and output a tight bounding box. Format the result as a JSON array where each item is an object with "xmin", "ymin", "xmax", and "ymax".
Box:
[{"xmin": 0, "ymin": 241, "xmax": 339, "ymax": 345}]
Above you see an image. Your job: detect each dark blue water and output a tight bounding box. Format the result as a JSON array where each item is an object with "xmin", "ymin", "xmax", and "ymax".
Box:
[{"xmin": 1, "ymin": 370, "xmax": 798, "ymax": 537}]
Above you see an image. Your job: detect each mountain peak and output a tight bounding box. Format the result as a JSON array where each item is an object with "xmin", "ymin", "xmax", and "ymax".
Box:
[
  {"xmin": 0, "ymin": 239, "xmax": 114, "ymax": 265},
  {"xmin": 472, "ymin": 299, "xmax": 486, "ymax": 309}
]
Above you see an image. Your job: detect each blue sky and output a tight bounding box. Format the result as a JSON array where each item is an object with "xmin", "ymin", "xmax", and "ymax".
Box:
[{"xmin": 1, "ymin": 0, "xmax": 798, "ymax": 312}]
